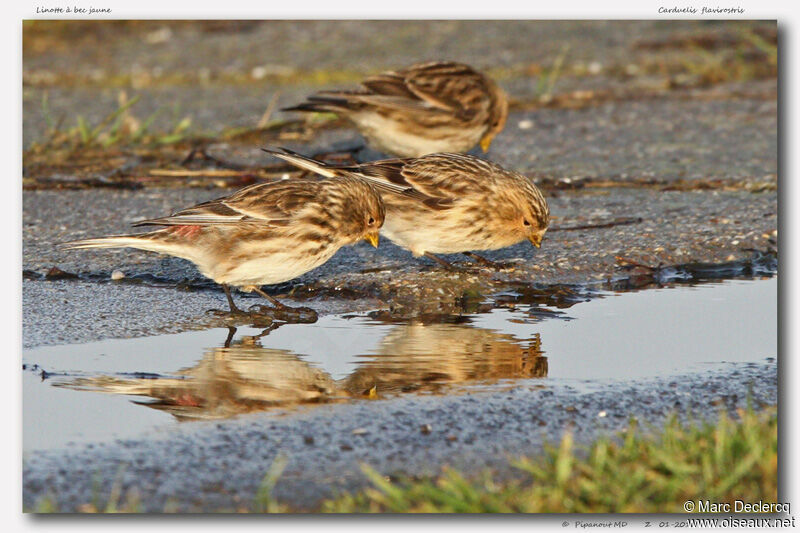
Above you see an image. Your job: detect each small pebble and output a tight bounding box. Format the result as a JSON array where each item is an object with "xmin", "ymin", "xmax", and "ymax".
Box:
[
  {"xmin": 351, "ymin": 428, "xmax": 368, "ymax": 436},
  {"xmin": 251, "ymin": 66, "xmax": 268, "ymax": 80},
  {"xmin": 420, "ymin": 424, "xmax": 432, "ymax": 435},
  {"xmin": 111, "ymin": 270, "xmax": 125, "ymax": 281},
  {"xmin": 518, "ymin": 119, "xmax": 534, "ymax": 130},
  {"xmin": 598, "ymin": 410, "xmax": 607, "ymax": 418}
]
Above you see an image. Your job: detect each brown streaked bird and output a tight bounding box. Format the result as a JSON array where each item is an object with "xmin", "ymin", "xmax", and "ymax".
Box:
[
  {"xmin": 63, "ymin": 176, "xmax": 385, "ymax": 315},
  {"xmin": 283, "ymin": 61, "xmax": 509, "ymax": 157},
  {"xmin": 265, "ymin": 148, "xmax": 549, "ymax": 269}
]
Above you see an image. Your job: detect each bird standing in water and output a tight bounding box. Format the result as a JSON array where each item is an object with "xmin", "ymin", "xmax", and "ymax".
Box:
[{"xmin": 64, "ymin": 175, "xmax": 386, "ymax": 318}]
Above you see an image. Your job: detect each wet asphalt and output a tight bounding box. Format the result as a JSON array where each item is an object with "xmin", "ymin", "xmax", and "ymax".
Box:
[{"xmin": 22, "ymin": 20, "xmax": 778, "ymax": 511}]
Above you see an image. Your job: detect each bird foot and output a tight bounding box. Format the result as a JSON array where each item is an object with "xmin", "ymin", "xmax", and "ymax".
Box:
[
  {"xmin": 462, "ymin": 252, "xmax": 515, "ymax": 271},
  {"xmin": 472, "ymin": 260, "xmax": 516, "ymax": 271},
  {"xmin": 208, "ymin": 308, "xmax": 243, "ymax": 317},
  {"xmin": 247, "ymin": 304, "xmax": 318, "ymax": 324},
  {"xmin": 206, "ymin": 307, "xmax": 276, "ymax": 327}
]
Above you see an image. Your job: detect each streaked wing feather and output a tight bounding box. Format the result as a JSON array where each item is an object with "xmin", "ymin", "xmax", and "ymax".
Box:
[
  {"xmin": 403, "ymin": 62, "xmax": 490, "ymax": 119},
  {"xmin": 133, "ymin": 180, "xmax": 320, "ymax": 227},
  {"xmin": 133, "ymin": 200, "xmax": 246, "ymax": 227},
  {"xmin": 290, "ymin": 62, "xmax": 490, "ymax": 122},
  {"xmin": 359, "ymin": 72, "xmax": 415, "ymax": 98},
  {"xmin": 348, "ymin": 155, "xmax": 492, "ymax": 209},
  {"xmin": 263, "ymin": 147, "xmax": 448, "ymax": 208},
  {"xmin": 390, "ymin": 153, "xmax": 489, "ymax": 199},
  {"xmin": 221, "ymin": 181, "xmax": 320, "ymax": 222},
  {"xmin": 340, "ymin": 94, "xmax": 435, "ymax": 113}
]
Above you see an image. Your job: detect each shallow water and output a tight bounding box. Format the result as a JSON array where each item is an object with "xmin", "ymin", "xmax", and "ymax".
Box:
[{"xmin": 23, "ymin": 277, "xmax": 777, "ymax": 452}]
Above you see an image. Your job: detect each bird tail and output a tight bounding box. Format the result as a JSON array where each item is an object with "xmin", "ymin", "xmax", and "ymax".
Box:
[
  {"xmin": 261, "ymin": 147, "xmax": 340, "ymax": 178},
  {"xmin": 282, "ymin": 93, "xmax": 354, "ymax": 114},
  {"xmin": 61, "ymin": 231, "xmax": 177, "ymax": 255}
]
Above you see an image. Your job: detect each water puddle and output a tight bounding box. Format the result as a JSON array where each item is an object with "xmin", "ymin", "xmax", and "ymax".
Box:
[{"xmin": 23, "ymin": 277, "xmax": 776, "ymax": 452}]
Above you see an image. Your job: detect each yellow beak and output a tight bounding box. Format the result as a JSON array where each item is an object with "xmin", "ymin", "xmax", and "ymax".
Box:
[
  {"xmin": 479, "ymin": 133, "xmax": 495, "ymax": 153},
  {"xmin": 364, "ymin": 232, "xmax": 380, "ymax": 248},
  {"xmin": 529, "ymin": 234, "xmax": 542, "ymax": 248}
]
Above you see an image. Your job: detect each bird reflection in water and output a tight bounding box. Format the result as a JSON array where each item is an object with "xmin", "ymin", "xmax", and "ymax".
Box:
[
  {"xmin": 56, "ymin": 321, "xmax": 547, "ymax": 421},
  {"xmin": 342, "ymin": 323, "xmax": 546, "ymax": 396}
]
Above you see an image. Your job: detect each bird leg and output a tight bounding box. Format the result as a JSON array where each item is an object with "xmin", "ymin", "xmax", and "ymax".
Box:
[
  {"xmin": 424, "ymin": 252, "xmax": 466, "ymax": 272},
  {"xmin": 250, "ymin": 323, "xmax": 281, "ymax": 340},
  {"xmin": 249, "ymin": 287, "xmax": 318, "ymax": 323},
  {"xmin": 250, "ymin": 286, "xmax": 291, "ymax": 309},
  {"xmin": 462, "ymin": 252, "xmax": 511, "ymax": 270},
  {"xmin": 222, "ymin": 284, "xmax": 244, "ymax": 314},
  {"xmin": 223, "ymin": 326, "xmax": 237, "ymax": 348},
  {"xmin": 208, "ymin": 285, "xmax": 263, "ymax": 321}
]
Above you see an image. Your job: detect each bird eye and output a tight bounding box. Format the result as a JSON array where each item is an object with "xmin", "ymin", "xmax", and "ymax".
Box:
[
  {"xmin": 368, "ymin": 217, "xmax": 375, "ymax": 225},
  {"xmin": 523, "ymin": 219, "xmax": 531, "ymax": 226}
]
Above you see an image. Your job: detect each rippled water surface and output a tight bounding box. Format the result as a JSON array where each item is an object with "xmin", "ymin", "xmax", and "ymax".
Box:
[{"xmin": 23, "ymin": 277, "xmax": 777, "ymax": 451}]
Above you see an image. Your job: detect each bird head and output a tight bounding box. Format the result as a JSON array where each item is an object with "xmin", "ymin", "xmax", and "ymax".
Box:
[
  {"xmin": 512, "ymin": 176, "xmax": 550, "ymax": 249},
  {"xmin": 324, "ymin": 176, "xmax": 385, "ymax": 248}
]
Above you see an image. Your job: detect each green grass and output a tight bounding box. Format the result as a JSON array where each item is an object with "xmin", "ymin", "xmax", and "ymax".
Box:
[
  {"xmin": 252, "ymin": 454, "xmax": 290, "ymax": 513},
  {"xmin": 33, "ymin": 91, "xmax": 195, "ymax": 151},
  {"xmin": 322, "ymin": 406, "xmax": 777, "ymax": 513},
  {"xmin": 534, "ymin": 44, "xmax": 570, "ymax": 102},
  {"xmin": 27, "ymin": 89, "xmax": 341, "ymax": 158},
  {"xmin": 27, "ymin": 406, "xmax": 776, "ymax": 513}
]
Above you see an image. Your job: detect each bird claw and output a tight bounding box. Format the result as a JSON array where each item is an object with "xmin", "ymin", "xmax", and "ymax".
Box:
[
  {"xmin": 207, "ymin": 308, "xmax": 242, "ymax": 317},
  {"xmin": 477, "ymin": 261, "xmax": 515, "ymax": 271},
  {"xmin": 462, "ymin": 253, "xmax": 515, "ymax": 271},
  {"xmin": 206, "ymin": 307, "xmax": 274, "ymax": 327},
  {"xmin": 247, "ymin": 304, "xmax": 318, "ymax": 324}
]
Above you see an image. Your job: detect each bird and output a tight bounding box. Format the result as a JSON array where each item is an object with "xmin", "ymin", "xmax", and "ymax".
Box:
[
  {"xmin": 63, "ymin": 175, "xmax": 386, "ymax": 316},
  {"xmin": 283, "ymin": 61, "xmax": 509, "ymax": 158},
  {"xmin": 264, "ymin": 147, "xmax": 549, "ymax": 269}
]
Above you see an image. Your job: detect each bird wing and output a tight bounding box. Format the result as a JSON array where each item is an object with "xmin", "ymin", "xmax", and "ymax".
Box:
[
  {"xmin": 352, "ymin": 153, "xmax": 495, "ymax": 209},
  {"xmin": 262, "ymin": 147, "xmax": 448, "ymax": 209},
  {"xmin": 285, "ymin": 62, "xmax": 490, "ymax": 120},
  {"xmin": 359, "ymin": 71, "xmax": 415, "ymax": 98},
  {"xmin": 221, "ymin": 180, "xmax": 320, "ymax": 223},
  {"xmin": 133, "ymin": 180, "xmax": 319, "ymax": 227},
  {"xmin": 313, "ymin": 62, "xmax": 489, "ymax": 118},
  {"xmin": 401, "ymin": 62, "xmax": 491, "ymax": 121}
]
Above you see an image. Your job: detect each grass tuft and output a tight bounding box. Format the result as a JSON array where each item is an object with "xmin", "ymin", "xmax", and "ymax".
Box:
[
  {"xmin": 252, "ymin": 454, "xmax": 290, "ymax": 513},
  {"xmin": 322, "ymin": 406, "xmax": 777, "ymax": 513}
]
